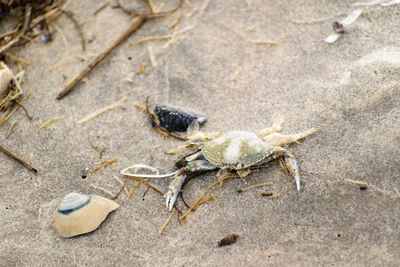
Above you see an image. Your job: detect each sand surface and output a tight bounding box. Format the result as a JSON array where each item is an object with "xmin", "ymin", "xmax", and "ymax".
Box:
[{"xmin": 1, "ymin": 0, "xmax": 399, "ymax": 266}]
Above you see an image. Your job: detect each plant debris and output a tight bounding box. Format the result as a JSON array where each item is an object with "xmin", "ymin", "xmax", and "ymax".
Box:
[
  {"xmin": 125, "ymin": 179, "xmax": 147, "ymax": 201},
  {"xmin": 237, "ymin": 182, "xmax": 273, "ymax": 193},
  {"xmin": 6, "ymin": 120, "xmax": 18, "ymax": 138},
  {"xmin": 264, "ymin": 192, "xmax": 282, "ymax": 199},
  {"xmin": 56, "ymin": 0, "xmax": 184, "ymax": 99},
  {"xmin": 90, "ymin": 158, "xmax": 117, "ymax": 173},
  {"xmin": 218, "ymin": 234, "xmax": 239, "ymax": 247},
  {"xmin": 78, "ymin": 97, "xmax": 127, "ymax": 124},
  {"xmin": 179, "ymin": 173, "xmax": 240, "ymax": 221},
  {"xmin": 0, "ymin": 144, "xmax": 37, "ymax": 173},
  {"xmin": 158, "ymin": 209, "xmax": 175, "ymax": 236},
  {"xmin": 261, "ymin": 192, "xmax": 273, "ymax": 197},
  {"xmin": 39, "ymin": 117, "xmax": 59, "ymax": 129},
  {"xmin": 352, "ymin": 0, "xmax": 400, "ymax": 6},
  {"xmin": 0, "ymin": 0, "xmax": 68, "ymax": 54},
  {"xmin": 250, "ymin": 40, "xmax": 279, "ymax": 46},
  {"xmin": 345, "ymin": 179, "xmax": 367, "ymax": 185}
]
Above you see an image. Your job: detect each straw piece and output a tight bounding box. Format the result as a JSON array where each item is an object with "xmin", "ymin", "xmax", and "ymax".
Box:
[{"xmin": 79, "ymin": 97, "xmax": 127, "ymax": 124}]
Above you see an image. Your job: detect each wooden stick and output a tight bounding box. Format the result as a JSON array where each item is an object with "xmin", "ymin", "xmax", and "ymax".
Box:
[
  {"xmin": 56, "ymin": 0, "xmax": 184, "ymax": 100},
  {"xmin": 0, "ymin": 145, "xmax": 37, "ymax": 173},
  {"xmin": 56, "ymin": 16, "xmax": 146, "ymax": 99}
]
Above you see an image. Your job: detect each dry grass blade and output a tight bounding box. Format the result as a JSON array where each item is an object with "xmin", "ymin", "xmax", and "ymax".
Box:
[
  {"xmin": 39, "ymin": 117, "xmax": 59, "ymax": 129},
  {"xmin": 78, "ymin": 97, "xmax": 127, "ymax": 124},
  {"xmin": 345, "ymin": 179, "xmax": 367, "ymax": 185},
  {"xmin": 237, "ymin": 182, "xmax": 273, "ymax": 193},
  {"xmin": 90, "ymin": 158, "xmax": 117, "ymax": 173},
  {"xmin": 158, "ymin": 209, "xmax": 175, "ymax": 236},
  {"xmin": 112, "ymin": 176, "xmax": 128, "ymax": 200},
  {"xmin": 125, "ymin": 180, "xmax": 147, "ymax": 201},
  {"xmin": 57, "ymin": 0, "xmax": 184, "ymax": 99}
]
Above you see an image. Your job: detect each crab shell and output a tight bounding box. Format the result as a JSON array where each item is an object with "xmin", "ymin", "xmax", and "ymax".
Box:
[
  {"xmin": 198, "ymin": 131, "xmax": 283, "ymax": 170},
  {"xmin": 54, "ymin": 192, "xmax": 119, "ymax": 238}
]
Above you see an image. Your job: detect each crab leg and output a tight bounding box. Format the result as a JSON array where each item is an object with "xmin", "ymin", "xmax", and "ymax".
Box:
[
  {"xmin": 165, "ymin": 160, "xmax": 217, "ymax": 210},
  {"xmin": 282, "ymin": 151, "xmax": 301, "ymax": 191},
  {"xmin": 262, "ymin": 128, "xmax": 317, "ymax": 147}
]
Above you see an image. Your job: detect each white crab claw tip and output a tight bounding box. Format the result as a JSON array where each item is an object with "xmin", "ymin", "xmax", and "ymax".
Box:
[
  {"xmin": 164, "ymin": 191, "xmax": 175, "ymax": 211},
  {"xmin": 296, "ymin": 178, "xmax": 300, "ymax": 191},
  {"xmin": 164, "ymin": 195, "xmax": 171, "ymax": 210}
]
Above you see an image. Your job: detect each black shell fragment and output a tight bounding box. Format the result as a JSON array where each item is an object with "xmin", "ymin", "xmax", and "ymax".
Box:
[{"xmin": 152, "ymin": 104, "xmax": 206, "ymax": 132}]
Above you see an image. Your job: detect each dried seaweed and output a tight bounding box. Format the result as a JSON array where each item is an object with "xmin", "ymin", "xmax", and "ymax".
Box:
[{"xmin": 0, "ymin": 0, "xmax": 64, "ymax": 54}]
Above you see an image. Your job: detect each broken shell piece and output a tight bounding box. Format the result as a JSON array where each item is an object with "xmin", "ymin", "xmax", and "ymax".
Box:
[
  {"xmin": 54, "ymin": 192, "xmax": 119, "ymax": 238},
  {"xmin": 152, "ymin": 104, "xmax": 207, "ymax": 132},
  {"xmin": 324, "ymin": 9, "xmax": 362, "ymax": 44}
]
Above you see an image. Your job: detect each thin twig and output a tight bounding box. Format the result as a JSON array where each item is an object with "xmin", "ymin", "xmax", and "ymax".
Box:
[
  {"xmin": 13, "ymin": 100, "xmax": 32, "ymax": 120},
  {"xmin": 78, "ymin": 97, "xmax": 127, "ymax": 124},
  {"xmin": 56, "ymin": 0, "xmax": 184, "ymax": 99},
  {"xmin": 90, "ymin": 184, "xmax": 115, "ymax": 198},
  {"xmin": 130, "ymin": 35, "xmax": 172, "ymax": 46},
  {"xmin": 250, "ymin": 40, "xmax": 279, "ymax": 46},
  {"xmin": 47, "ymin": 60, "xmax": 69, "ymax": 71},
  {"xmin": 0, "ymin": 145, "xmax": 37, "ymax": 173},
  {"xmin": 113, "ymin": 176, "xmax": 128, "ymax": 200},
  {"xmin": 39, "ymin": 117, "xmax": 59, "ymax": 129},
  {"xmin": 237, "ymin": 182, "xmax": 273, "ymax": 193},
  {"xmin": 126, "ymin": 180, "xmax": 146, "ymax": 201},
  {"xmin": 3, "ymin": 52, "xmax": 31, "ymax": 65},
  {"xmin": 158, "ymin": 209, "xmax": 175, "ymax": 236},
  {"xmin": 265, "ymin": 192, "xmax": 282, "ymax": 199},
  {"xmin": 60, "ymin": 9, "xmax": 86, "ymax": 51},
  {"xmin": 345, "ymin": 179, "xmax": 367, "ymax": 185},
  {"xmin": 1, "ymin": 90, "xmax": 31, "ymax": 125},
  {"xmin": 90, "ymin": 158, "xmax": 117, "ymax": 173},
  {"xmin": 0, "ymin": 4, "xmax": 32, "ymax": 54},
  {"xmin": 56, "ymin": 16, "xmax": 146, "ymax": 99},
  {"xmin": 94, "ymin": 2, "xmax": 109, "ymax": 15},
  {"xmin": 142, "ymin": 185, "xmax": 151, "ymax": 198},
  {"xmin": 6, "ymin": 120, "xmax": 18, "ymax": 138}
]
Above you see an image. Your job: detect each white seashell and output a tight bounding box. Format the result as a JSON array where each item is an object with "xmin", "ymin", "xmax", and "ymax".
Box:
[
  {"xmin": 54, "ymin": 192, "xmax": 119, "ymax": 238},
  {"xmin": 0, "ymin": 66, "xmax": 13, "ymax": 97}
]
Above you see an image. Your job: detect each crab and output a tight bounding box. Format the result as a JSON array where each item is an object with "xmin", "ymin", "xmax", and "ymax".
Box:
[{"xmin": 121, "ymin": 116, "xmax": 317, "ymax": 210}]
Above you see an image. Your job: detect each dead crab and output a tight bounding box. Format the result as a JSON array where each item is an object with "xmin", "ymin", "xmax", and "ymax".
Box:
[{"xmin": 121, "ymin": 116, "xmax": 317, "ymax": 210}]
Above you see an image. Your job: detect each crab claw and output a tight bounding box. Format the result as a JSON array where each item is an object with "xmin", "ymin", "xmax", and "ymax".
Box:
[
  {"xmin": 283, "ymin": 152, "xmax": 301, "ymax": 191},
  {"xmin": 164, "ymin": 169, "xmax": 187, "ymax": 210}
]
